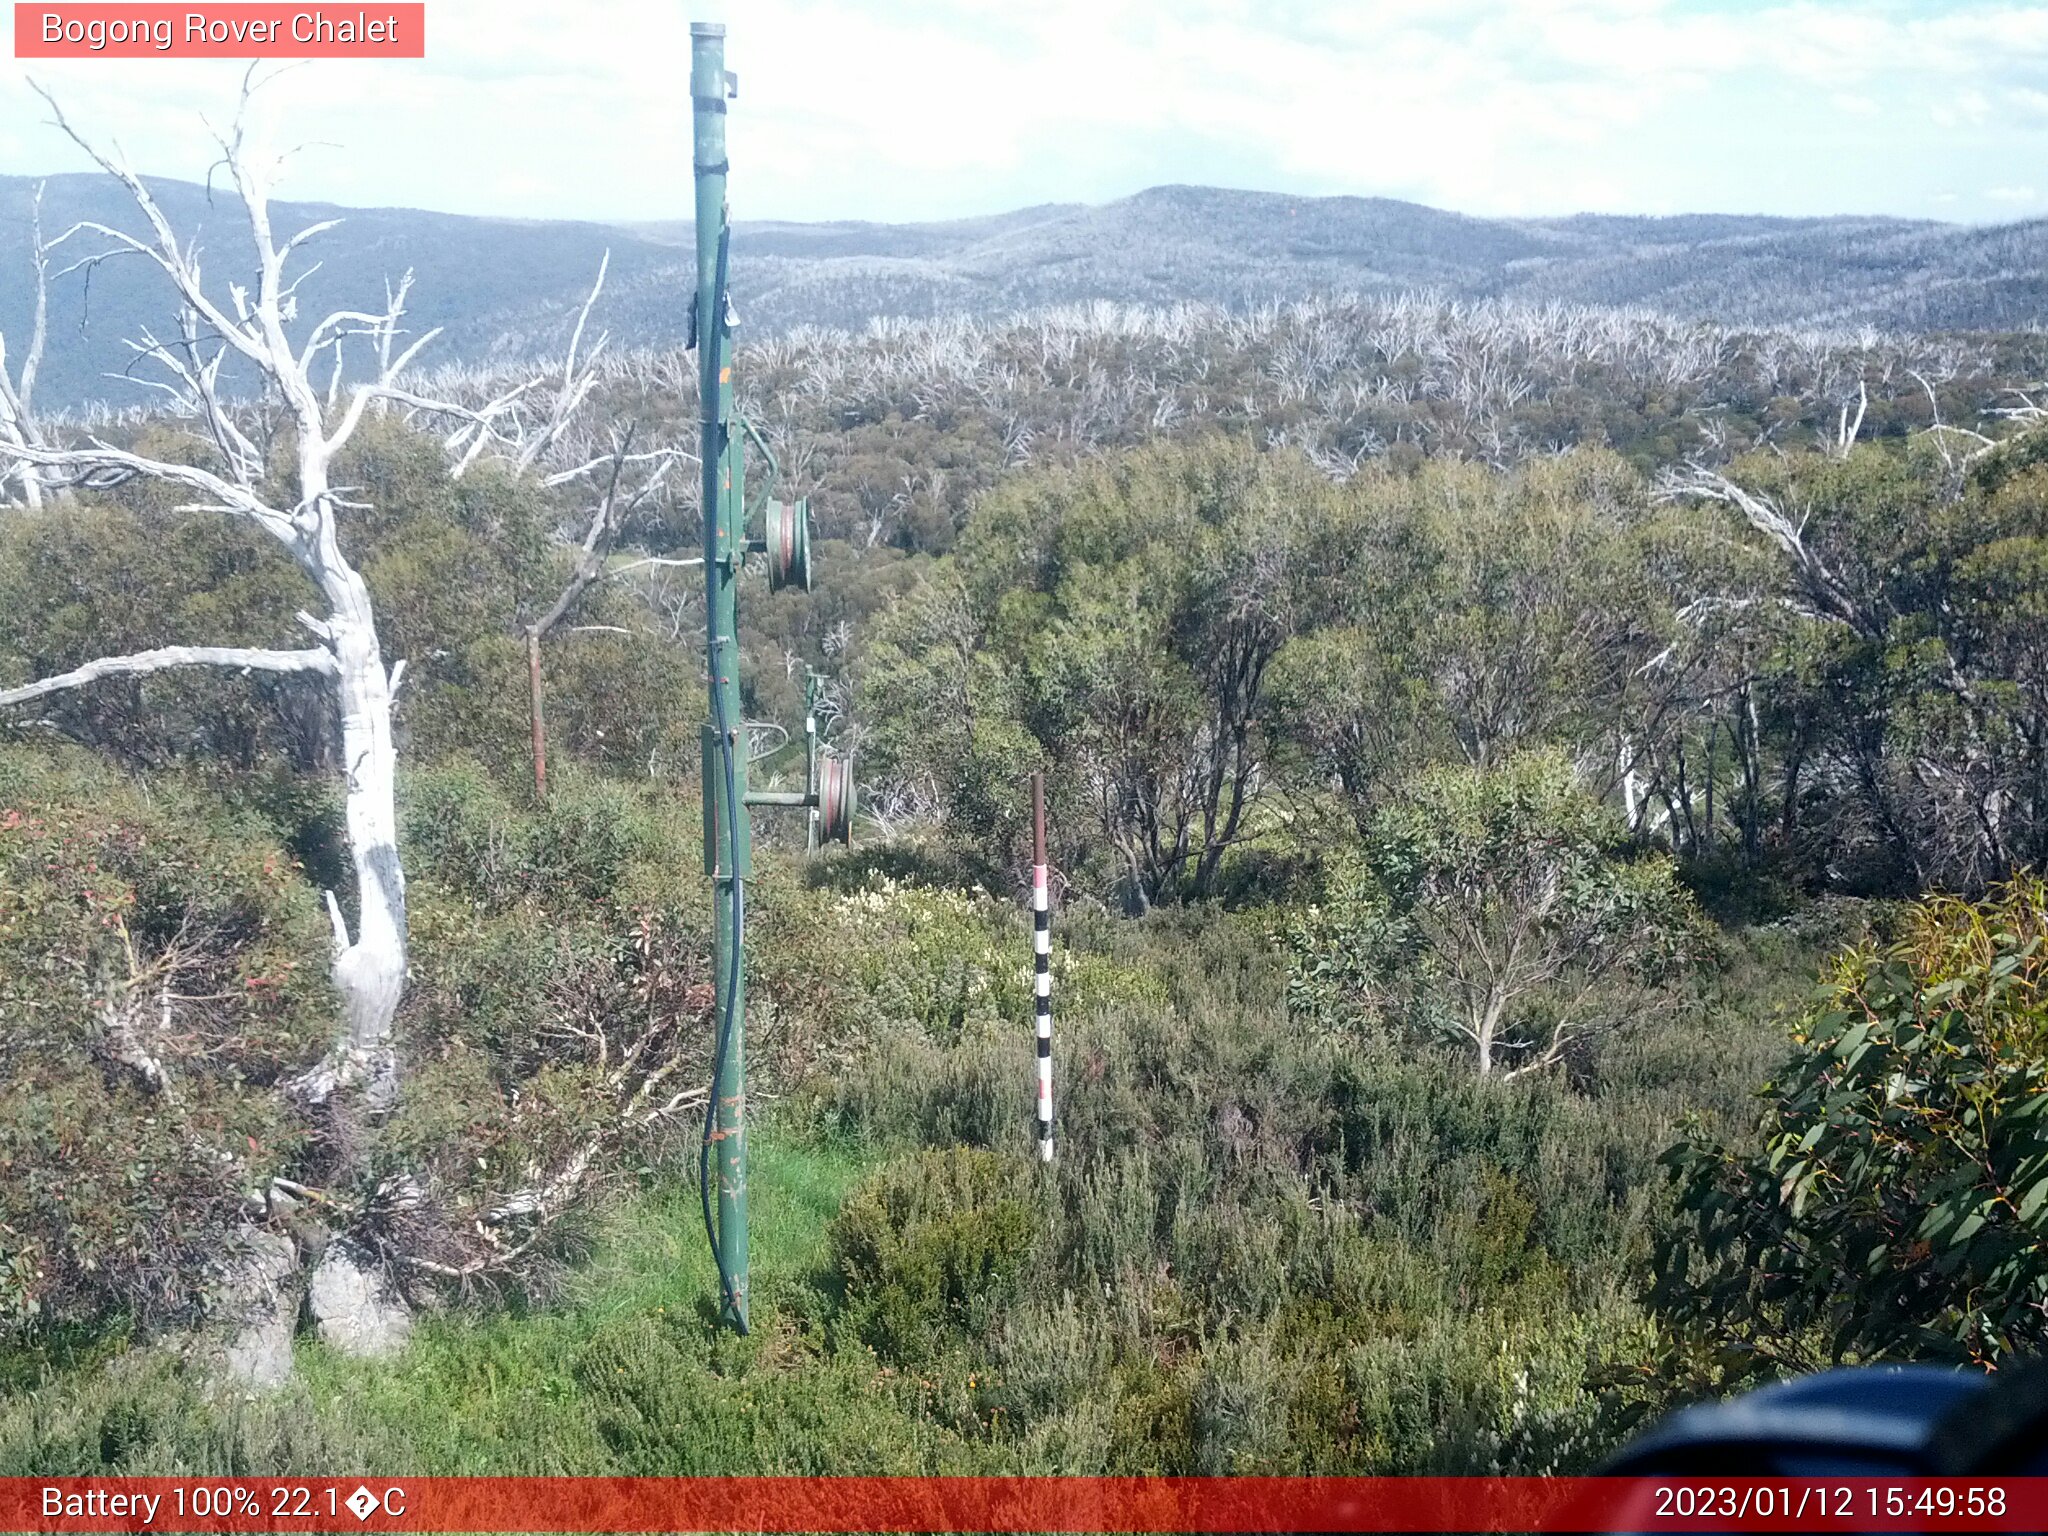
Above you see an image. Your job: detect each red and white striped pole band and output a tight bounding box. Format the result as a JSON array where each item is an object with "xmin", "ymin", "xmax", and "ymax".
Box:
[{"xmin": 1032, "ymin": 862, "xmax": 1053, "ymax": 1163}]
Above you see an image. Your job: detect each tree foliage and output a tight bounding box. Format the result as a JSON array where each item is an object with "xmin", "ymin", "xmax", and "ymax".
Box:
[
  {"xmin": 1672, "ymin": 444, "xmax": 2048, "ymax": 890},
  {"xmin": 1286, "ymin": 752, "xmax": 1704, "ymax": 1077},
  {"xmin": 0, "ymin": 419, "xmax": 691, "ymax": 782},
  {"xmin": 862, "ymin": 437, "xmax": 1338, "ymax": 907},
  {"xmin": 8, "ymin": 214, "xmax": 2048, "ymax": 1435},
  {"xmin": 1655, "ymin": 877, "xmax": 2048, "ymax": 1379}
]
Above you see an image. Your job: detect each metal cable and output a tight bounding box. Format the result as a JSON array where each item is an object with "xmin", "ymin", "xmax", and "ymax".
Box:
[{"xmin": 698, "ymin": 218, "xmax": 748, "ymax": 1334}]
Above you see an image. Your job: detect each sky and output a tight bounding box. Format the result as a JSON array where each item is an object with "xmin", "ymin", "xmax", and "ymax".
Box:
[{"xmin": 1, "ymin": 0, "xmax": 2046, "ymax": 227}]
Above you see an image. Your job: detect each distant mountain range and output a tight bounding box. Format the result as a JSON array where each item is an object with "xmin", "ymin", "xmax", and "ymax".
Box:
[{"xmin": 3, "ymin": 175, "xmax": 2044, "ymax": 408}]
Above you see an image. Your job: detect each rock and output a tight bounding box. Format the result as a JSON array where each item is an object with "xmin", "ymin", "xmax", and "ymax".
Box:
[
  {"xmin": 214, "ymin": 1228, "xmax": 301, "ymax": 1390},
  {"xmin": 307, "ymin": 1241, "xmax": 411, "ymax": 1359}
]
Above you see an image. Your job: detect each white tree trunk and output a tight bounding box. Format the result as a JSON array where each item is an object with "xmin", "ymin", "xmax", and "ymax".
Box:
[
  {"xmin": 1619, "ymin": 733, "xmax": 1642, "ymax": 830},
  {"xmin": 324, "ymin": 602, "xmax": 407, "ymax": 1106},
  {"xmin": 1475, "ymin": 995, "xmax": 1504, "ymax": 1077},
  {"xmin": 290, "ymin": 438, "xmax": 408, "ymax": 1107}
]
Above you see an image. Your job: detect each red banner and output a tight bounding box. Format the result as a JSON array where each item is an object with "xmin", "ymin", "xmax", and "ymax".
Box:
[
  {"xmin": 13, "ymin": 5, "xmax": 425, "ymax": 58},
  {"xmin": 3, "ymin": 1476, "xmax": 2047, "ymax": 1532}
]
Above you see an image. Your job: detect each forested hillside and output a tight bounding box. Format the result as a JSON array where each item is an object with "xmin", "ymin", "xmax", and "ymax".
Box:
[
  {"xmin": 5, "ymin": 132, "xmax": 2048, "ymax": 1478},
  {"xmin": 6, "ymin": 172, "xmax": 2046, "ymax": 408}
]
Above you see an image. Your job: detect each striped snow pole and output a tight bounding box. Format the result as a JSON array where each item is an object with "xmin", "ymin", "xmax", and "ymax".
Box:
[{"xmin": 1031, "ymin": 771, "xmax": 1054, "ymax": 1163}]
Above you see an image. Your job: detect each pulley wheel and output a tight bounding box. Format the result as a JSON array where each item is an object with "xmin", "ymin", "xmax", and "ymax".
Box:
[
  {"xmin": 765, "ymin": 497, "xmax": 813, "ymax": 593},
  {"xmin": 818, "ymin": 751, "xmax": 854, "ymax": 846}
]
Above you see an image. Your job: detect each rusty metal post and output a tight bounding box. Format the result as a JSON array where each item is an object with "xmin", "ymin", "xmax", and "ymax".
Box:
[{"xmin": 526, "ymin": 630, "xmax": 547, "ymax": 801}]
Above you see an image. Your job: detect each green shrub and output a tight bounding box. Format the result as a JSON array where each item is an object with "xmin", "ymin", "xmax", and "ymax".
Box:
[
  {"xmin": 1655, "ymin": 876, "xmax": 2048, "ymax": 1379},
  {"xmin": 822, "ymin": 877, "xmax": 1028, "ymax": 1042},
  {"xmin": 0, "ymin": 748, "xmax": 331, "ymax": 1340},
  {"xmin": 1285, "ymin": 751, "xmax": 1706, "ymax": 1078},
  {"xmin": 569, "ymin": 1301, "xmax": 971, "ymax": 1476},
  {"xmin": 829, "ymin": 1148, "xmax": 1043, "ymax": 1368},
  {"xmin": 401, "ymin": 762, "xmax": 666, "ymax": 911},
  {"xmin": 0, "ymin": 1348, "xmax": 412, "ymax": 1475}
]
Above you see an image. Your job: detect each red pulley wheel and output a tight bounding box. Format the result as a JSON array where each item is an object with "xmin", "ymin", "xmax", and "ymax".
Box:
[
  {"xmin": 765, "ymin": 498, "xmax": 813, "ymax": 593},
  {"xmin": 818, "ymin": 752, "xmax": 854, "ymax": 845}
]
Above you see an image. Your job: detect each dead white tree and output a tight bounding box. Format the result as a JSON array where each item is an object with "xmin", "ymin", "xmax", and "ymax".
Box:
[
  {"xmin": 1989, "ymin": 384, "xmax": 2048, "ymax": 445},
  {"xmin": 0, "ymin": 79, "xmax": 591, "ymax": 1111},
  {"xmin": 0, "ymin": 79, "xmax": 649, "ymax": 1379},
  {"xmin": 1906, "ymin": 364, "xmax": 1994, "ymax": 476},
  {"xmin": 0, "ymin": 181, "xmax": 54, "ymax": 509},
  {"xmin": 1829, "ymin": 376, "xmax": 1868, "ymax": 459}
]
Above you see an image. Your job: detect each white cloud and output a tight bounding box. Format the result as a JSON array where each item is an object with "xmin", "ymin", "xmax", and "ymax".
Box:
[{"xmin": 2, "ymin": 0, "xmax": 2045, "ymax": 222}]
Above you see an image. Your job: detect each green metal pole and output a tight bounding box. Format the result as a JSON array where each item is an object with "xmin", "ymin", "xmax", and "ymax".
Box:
[{"xmin": 692, "ymin": 19, "xmax": 748, "ymax": 1333}]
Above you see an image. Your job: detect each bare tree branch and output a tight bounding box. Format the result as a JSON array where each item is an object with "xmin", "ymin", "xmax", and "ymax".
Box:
[
  {"xmin": 0, "ymin": 645, "xmax": 337, "ymax": 708},
  {"xmin": 0, "ymin": 437, "xmax": 298, "ymax": 539},
  {"xmin": 1658, "ymin": 465, "xmax": 1868, "ymax": 636}
]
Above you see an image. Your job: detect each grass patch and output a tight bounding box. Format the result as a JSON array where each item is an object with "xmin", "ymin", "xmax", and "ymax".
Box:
[{"xmin": 0, "ymin": 1126, "xmax": 940, "ymax": 1476}]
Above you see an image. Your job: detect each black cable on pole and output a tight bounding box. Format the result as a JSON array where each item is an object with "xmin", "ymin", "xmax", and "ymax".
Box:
[{"xmin": 698, "ymin": 218, "xmax": 748, "ymax": 1334}]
